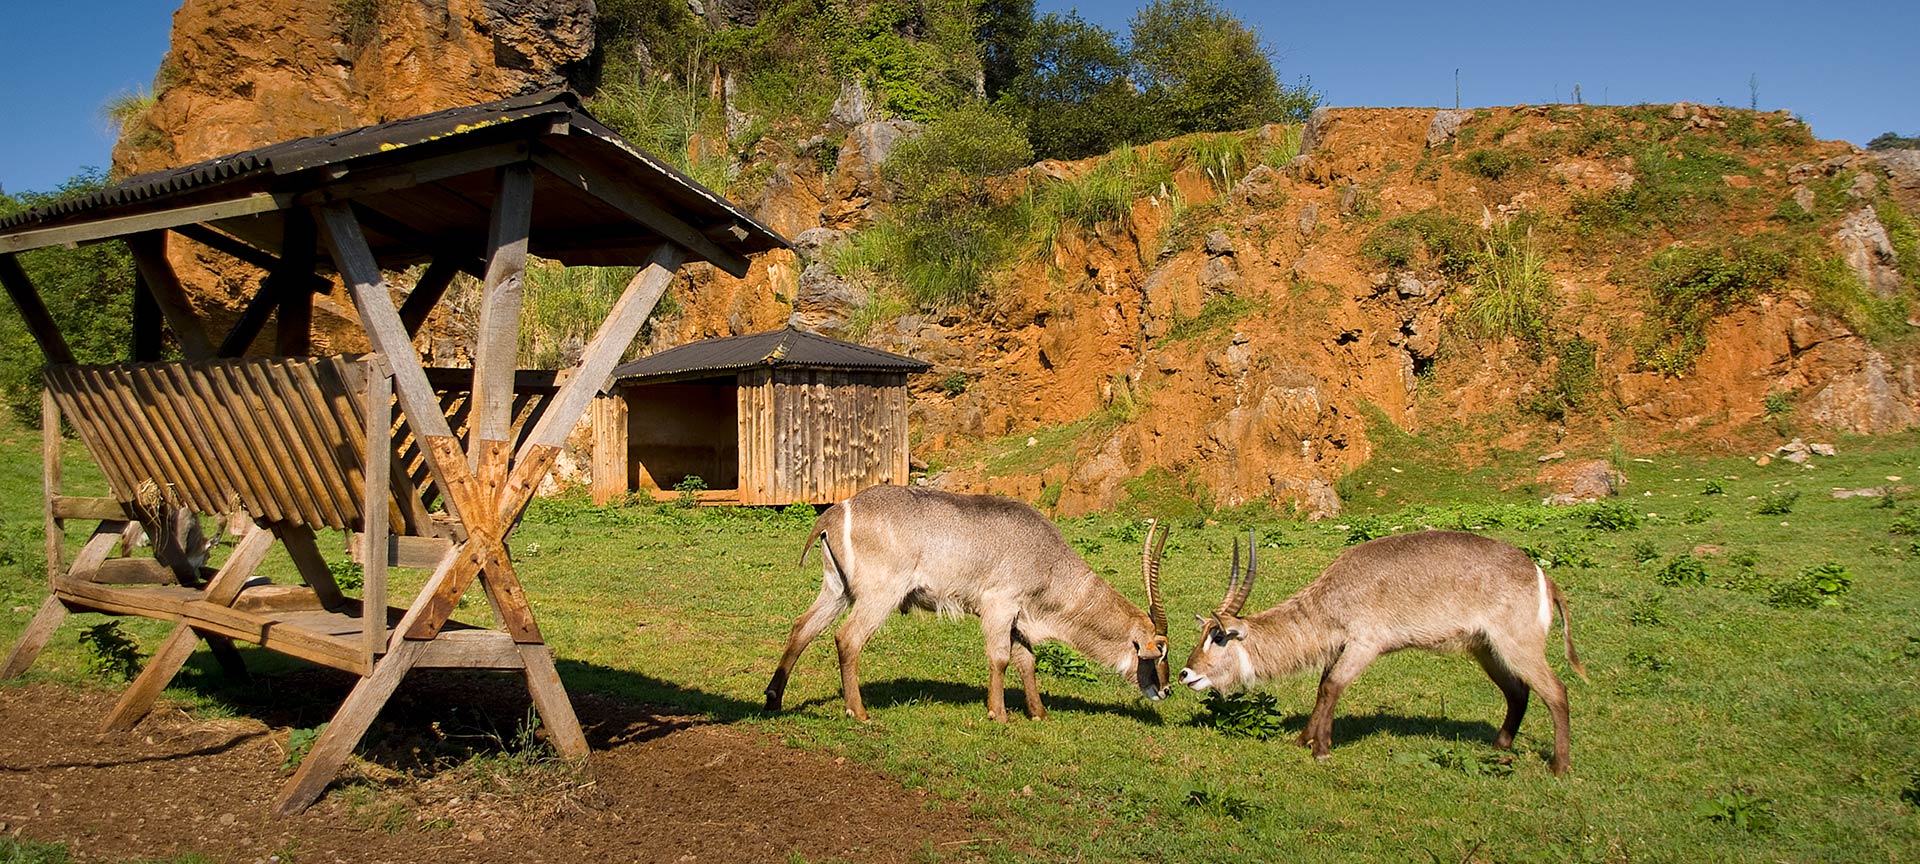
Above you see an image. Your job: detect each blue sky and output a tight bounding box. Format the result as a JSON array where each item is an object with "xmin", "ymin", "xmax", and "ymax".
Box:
[{"xmin": 2, "ymin": 1, "xmax": 1916, "ymax": 196}]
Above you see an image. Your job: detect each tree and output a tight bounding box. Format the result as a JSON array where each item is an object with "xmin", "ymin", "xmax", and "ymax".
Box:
[
  {"xmin": 1127, "ymin": 0, "xmax": 1317, "ymax": 135},
  {"xmin": 0, "ymin": 171, "xmax": 137, "ymax": 422},
  {"xmin": 977, "ymin": 0, "xmax": 1034, "ymax": 100},
  {"xmin": 1867, "ymin": 131, "xmax": 1920, "ymax": 151},
  {"xmin": 996, "ymin": 12, "xmax": 1144, "ymax": 160}
]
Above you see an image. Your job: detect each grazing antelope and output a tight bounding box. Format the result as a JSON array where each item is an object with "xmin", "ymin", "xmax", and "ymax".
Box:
[
  {"xmin": 764, "ymin": 486, "xmax": 1173, "ymax": 722},
  {"xmin": 1180, "ymin": 530, "xmax": 1588, "ymax": 774}
]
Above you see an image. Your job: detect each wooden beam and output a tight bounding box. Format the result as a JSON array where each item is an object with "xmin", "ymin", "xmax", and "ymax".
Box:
[
  {"xmin": 0, "ymin": 597, "xmax": 68, "ymax": 679},
  {"xmin": 293, "ymin": 141, "xmax": 532, "ymax": 209},
  {"xmin": 315, "ymin": 202, "xmax": 469, "ymax": 521},
  {"xmin": 0, "ymin": 192, "xmax": 291, "ymax": 255},
  {"xmin": 519, "ymin": 643, "xmax": 588, "ymax": 757},
  {"xmin": 217, "ymin": 284, "xmax": 279, "ymax": 357},
  {"xmin": 49, "ymin": 496, "xmax": 128, "ymax": 521},
  {"xmin": 530, "ymin": 146, "xmax": 750, "ymax": 277},
  {"xmin": 101, "ymin": 624, "xmax": 201, "ymax": 732},
  {"xmin": 516, "ymin": 245, "xmax": 683, "ymax": 463},
  {"xmin": 591, "ymin": 393, "xmax": 629, "ymax": 505},
  {"xmin": 171, "ymin": 222, "xmax": 278, "ymax": 273},
  {"xmin": 274, "ymin": 638, "xmax": 425, "ymax": 815},
  {"xmin": 277, "ymin": 525, "xmax": 347, "ymax": 612},
  {"xmin": 0, "ymin": 254, "xmax": 75, "ymax": 364},
  {"xmin": 125, "ymin": 232, "xmax": 214, "ymax": 359},
  {"xmin": 348, "ymin": 532, "xmax": 453, "ymax": 570},
  {"xmin": 472, "ymin": 164, "xmax": 535, "ymax": 456},
  {"xmin": 399, "ymin": 257, "xmax": 459, "ymax": 337},
  {"xmin": 415, "ymin": 629, "xmax": 524, "ymax": 669}
]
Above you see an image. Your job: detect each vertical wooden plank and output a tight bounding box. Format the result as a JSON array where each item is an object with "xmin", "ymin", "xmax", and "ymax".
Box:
[
  {"xmin": 274, "ymin": 210, "xmax": 316, "ymax": 357},
  {"xmin": 518, "ymin": 644, "xmax": 587, "ymax": 757},
  {"xmin": 132, "ymin": 274, "xmax": 162, "ymax": 361},
  {"xmin": 735, "ymin": 375, "xmax": 752, "ymax": 505},
  {"xmin": 0, "ymin": 253, "xmax": 75, "ymax": 365},
  {"xmin": 362, "ymin": 355, "xmax": 392, "ymax": 667},
  {"xmin": 278, "ymin": 360, "xmax": 368, "ymax": 528},
  {"xmin": 75, "ymin": 370, "xmax": 166, "ymax": 501},
  {"xmin": 591, "ymin": 393, "xmax": 629, "ymax": 505},
  {"xmin": 125, "ymin": 232, "xmax": 214, "ymax": 359},
  {"xmin": 471, "ymin": 164, "xmax": 536, "ymax": 461},
  {"xmin": 42, "ymin": 390, "xmax": 61, "ymax": 586},
  {"xmin": 893, "ymin": 378, "xmax": 910, "ymax": 486}
]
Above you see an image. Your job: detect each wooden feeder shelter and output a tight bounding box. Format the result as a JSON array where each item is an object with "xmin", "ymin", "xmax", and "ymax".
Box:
[
  {"xmin": 591, "ymin": 327, "xmax": 929, "ymax": 506},
  {"xmin": 0, "ymin": 90, "xmax": 785, "ymax": 813}
]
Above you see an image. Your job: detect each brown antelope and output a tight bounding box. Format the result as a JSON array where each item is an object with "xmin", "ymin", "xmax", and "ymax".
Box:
[
  {"xmin": 764, "ymin": 486, "xmax": 1172, "ymax": 722},
  {"xmin": 1179, "ymin": 530, "xmax": 1588, "ymax": 774}
]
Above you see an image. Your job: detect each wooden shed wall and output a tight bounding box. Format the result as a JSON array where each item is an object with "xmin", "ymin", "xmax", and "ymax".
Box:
[{"xmin": 739, "ymin": 368, "xmax": 910, "ymax": 505}]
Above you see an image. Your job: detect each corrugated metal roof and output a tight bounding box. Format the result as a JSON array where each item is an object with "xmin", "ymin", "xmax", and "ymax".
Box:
[
  {"xmin": 0, "ymin": 89, "xmax": 788, "ymax": 262},
  {"xmin": 610, "ymin": 327, "xmax": 931, "ymax": 384}
]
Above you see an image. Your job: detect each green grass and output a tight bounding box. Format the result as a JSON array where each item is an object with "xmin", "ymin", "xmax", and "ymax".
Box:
[{"xmin": 5, "ymin": 418, "xmax": 1920, "ymax": 862}]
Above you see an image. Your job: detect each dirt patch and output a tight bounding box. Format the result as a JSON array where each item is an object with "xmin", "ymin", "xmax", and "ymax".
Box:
[{"xmin": 0, "ymin": 681, "xmax": 985, "ymax": 863}]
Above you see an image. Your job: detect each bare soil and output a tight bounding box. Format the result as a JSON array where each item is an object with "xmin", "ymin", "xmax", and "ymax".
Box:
[{"xmin": 0, "ymin": 680, "xmax": 986, "ymax": 863}]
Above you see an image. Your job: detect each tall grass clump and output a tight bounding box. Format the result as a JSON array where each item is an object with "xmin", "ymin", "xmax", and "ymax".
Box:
[
  {"xmin": 519, "ymin": 261, "xmax": 654, "ymax": 369},
  {"xmin": 1633, "ymin": 238, "xmax": 1789, "ymax": 375},
  {"xmin": 1179, "ymin": 133, "xmax": 1250, "ymax": 197},
  {"xmin": 1036, "ymin": 144, "xmax": 1175, "ymax": 242},
  {"xmin": 1460, "ymin": 222, "xmax": 1554, "ymax": 345},
  {"xmin": 591, "ymin": 70, "xmax": 732, "ymax": 192}
]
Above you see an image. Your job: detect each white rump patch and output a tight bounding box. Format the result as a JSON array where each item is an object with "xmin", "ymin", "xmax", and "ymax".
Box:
[
  {"xmin": 841, "ymin": 500, "xmax": 856, "ymax": 580},
  {"xmin": 1536, "ymin": 565, "xmax": 1552, "ymax": 633}
]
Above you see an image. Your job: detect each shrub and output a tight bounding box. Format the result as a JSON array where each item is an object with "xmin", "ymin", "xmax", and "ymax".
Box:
[
  {"xmin": 1034, "ymin": 643, "xmax": 1100, "ymax": 682},
  {"xmin": 329, "ymin": 558, "xmax": 364, "ymax": 592},
  {"xmin": 1195, "ymin": 690, "xmax": 1286, "ymax": 739},
  {"xmin": 1629, "ymin": 592, "xmax": 1667, "ymax": 626},
  {"xmin": 994, "ymin": 11, "xmax": 1143, "ymax": 160},
  {"xmin": 1526, "ymin": 336, "xmax": 1600, "ymax": 420},
  {"xmin": 1572, "ymin": 141, "xmax": 1744, "ymax": 235},
  {"xmin": 1702, "ymin": 479, "xmax": 1726, "ymax": 495},
  {"xmin": 1585, "ymin": 501, "xmax": 1641, "ymax": 531},
  {"xmin": 1633, "ymin": 238, "xmax": 1789, "ymax": 376},
  {"xmin": 672, "ymin": 474, "xmax": 708, "ymax": 508},
  {"xmin": 79, "ymin": 622, "xmax": 142, "ymax": 681},
  {"xmin": 1756, "ymin": 489, "xmax": 1799, "ymax": 516},
  {"xmin": 1360, "ymin": 210, "xmax": 1477, "ymax": 277},
  {"xmin": 1654, "ymin": 554, "xmax": 1711, "ymax": 587},
  {"xmin": 1767, "ymin": 562, "xmax": 1852, "ymax": 609},
  {"xmin": 1461, "ymin": 147, "xmax": 1521, "ymax": 180},
  {"xmin": 1036, "ymin": 144, "xmax": 1173, "ymax": 237}
]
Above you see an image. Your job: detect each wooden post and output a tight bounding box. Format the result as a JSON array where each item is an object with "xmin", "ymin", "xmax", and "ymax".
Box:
[
  {"xmin": 132, "ymin": 274, "xmax": 163, "ymax": 361},
  {"xmin": 43, "ymin": 389, "xmax": 61, "ymax": 584},
  {"xmin": 274, "ymin": 639, "xmax": 425, "ymax": 816},
  {"xmin": 0, "ymin": 596, "xmax": 67, "ymax": 679},
  {"xmin": 362, "ymin": 354, "xmax": 392, "ymax": 668},
  {"xmin": 472, "ymin": 165, "xmax": 535, "ymax": 459},
  {"xmin": 400, "ymin": 258, "xmax": 459, "ymax": 337},
  {"xmin": 591, "ymin": 393, "xmax": 629, "ymax": 505},
  {"xmin": 274, "ymin": 210, "xmax": 317, "ymax": 357},
  {"xmin": 125, "ymin": 232, "xmax": 214, "ymax": 359}
]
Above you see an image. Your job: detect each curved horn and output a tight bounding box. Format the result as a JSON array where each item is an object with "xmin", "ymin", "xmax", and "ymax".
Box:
[
  {"xmin": 1223, "ymin": 530, "xmax": 1258, "ymax": 616},
  {"xmin": 1215, "ymin": 536, "xmax": 1243, "ymax": 618},
  {"xmin": 1141, "ymin": 519, "xmax": 1168, "ymax": 636}
]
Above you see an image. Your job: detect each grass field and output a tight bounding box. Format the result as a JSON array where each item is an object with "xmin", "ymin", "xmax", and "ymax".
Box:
[{"xmin": 3, "ymin": 418, "xmax": 1919, "ymax": 863}]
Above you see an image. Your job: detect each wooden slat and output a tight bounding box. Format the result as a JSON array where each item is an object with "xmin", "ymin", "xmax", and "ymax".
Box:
[
  {"xmin": 77, "ymin": 369, "xmax": 171, "ymax": 502},
  {"xmin": 0, "ymin": 192, "xmax": 290, "ymax": 255},
  {"xmin": 208, "ymin": 363, "xmax": 308, "ymax": 525},
  {"xmin": 472, "ymin": 164, "xmax": 535, "ymax": 456},
  {"xmin": 591, "ymin": 394, "xmax": 628, "ymax": 504},
  {"xmin": 348, "ymin": 533, "xmax": 452, "ymax": 569},
  {"xmin": 271, "ymin": 361, "xmax": 365, "ymax": 526},
  {"xmin": 47, "ymin": 368, "xmax": 139, "ymax": 501},
  {"xmin": 53, "ymin": 582, "xmax": 198, "ymax": 618},
  {"xmin": 125, "ymin": 232, "xmax": 215, "ymax": 359},
  {"xmin": 0, "ymin": 254, "xmax": 75, "ymax": 364},
  {"xmin": 51, "ymin": 496, "xmax": 129, "ymax": 521},
  {"xmin": 101, "ymin": 366, "xmax": 208, "ymax": 509},
  {"xmin": 237, "ymin": 361, "xmax": 335, "ymax": 526},
  {"xmin": 178, "ymin": 601, "xmax": 367, "ymax": 674},
  {"xmin": 126, "ymin": 368, "xmax": 221, "ymax": 513},
  {"xmin": 163, "ymin": 362, "xmax": 277, "ymax": 521},
  {"xmin": 248, "ymin": 362, "xmax": 351, "ymax": 527}
]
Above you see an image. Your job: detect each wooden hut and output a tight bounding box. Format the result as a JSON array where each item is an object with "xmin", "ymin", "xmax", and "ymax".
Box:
[
  {"xmin": 0, "ymin": 90, "xmax": 786, "ymax": 814},
  {"xmin": 592, "ymin": 327, "xmax": 929, "ymax": 506}
]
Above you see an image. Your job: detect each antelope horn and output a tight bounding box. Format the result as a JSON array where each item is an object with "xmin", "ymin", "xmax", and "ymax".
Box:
[
  {"xmin": 1224, "ymin": 530, "xmax": 1258, "ymax": 616},
  {"xmin": 1215, "ymin": 536, "xmax": 1243, "ymax": 618},
  {"xmin": 1141, "ymin": 519, "xmax": 1168, "ymax": 636}
]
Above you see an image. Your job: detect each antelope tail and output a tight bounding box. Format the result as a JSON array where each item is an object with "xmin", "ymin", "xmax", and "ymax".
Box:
[{"xmin": 1548, "ymin": 577, "xmax": 1590, "ymax": 683}]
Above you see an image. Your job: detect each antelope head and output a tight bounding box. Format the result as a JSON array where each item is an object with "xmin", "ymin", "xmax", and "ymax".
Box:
[
  {"xmin": 1128, "ymin": 519, "xmax": 1173, "ymax": 701},
  {"xmin": 1179, "ymin": 531, "xmax": 1258, "ymax": 692}
]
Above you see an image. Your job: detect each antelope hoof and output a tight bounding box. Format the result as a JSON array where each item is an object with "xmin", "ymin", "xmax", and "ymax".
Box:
[
  {"xmin": 1313, "ymin": 751, "xmax": 1332, "ymax": 764},
  {"xmin": 763, "ymin": 691, "xmax": 784, "ymax": 713},
  {"xmin": 989, "ymin": 710, "xmax": 1010, "ymax": 724},
  {"xmin": 846, "ymin": 708, "xmax": 870, "ymax": 722}
]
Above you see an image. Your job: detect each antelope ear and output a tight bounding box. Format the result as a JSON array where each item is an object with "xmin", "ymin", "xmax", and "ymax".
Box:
[
  {"xmin": 1193, "ymin": 613, "xmax": 1208, "ymax": 627},
  {"xmin": 1223, "ymin": 621, "xmax": 1249, "ymax": 641}
]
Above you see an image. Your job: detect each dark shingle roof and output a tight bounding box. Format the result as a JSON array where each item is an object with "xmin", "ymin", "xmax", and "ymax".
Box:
[
  {"xmin": 0, "ymin": 90, "xmax": 787, "ymax": 271},
  {"xmin": 610, "ymin": 327, "xmax": 931, "ymax": 385}
]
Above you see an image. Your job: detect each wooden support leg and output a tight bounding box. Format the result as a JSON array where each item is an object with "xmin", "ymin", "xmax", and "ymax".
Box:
[
  {"xmin": 101, "ymin": 624, "xmax": 201, "ymax": 732},
  {"xmin": 518, "ymin": 643, "xmax": 587, "ymax": 758},
  {"xmin": 203, "ymin": 634, "xmax": 251, "ymax": 685},
  {"xmin": 277, "ymin": 525, "xmax": 346, "ymax": 610},
  {"xmin": 0, "ymin": 596, "xmax": 68, "ymax": 679},
  {"xmin": 274, "ymin": 640, "xmax": 424, "ymax": 816}
]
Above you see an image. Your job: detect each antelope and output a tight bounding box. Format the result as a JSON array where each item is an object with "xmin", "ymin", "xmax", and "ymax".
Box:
[
  {"xmin": 1180, "ymin": 530, "xmax": 1588, "ymax": 774},
  {"xmin": 764, "ymin": 485, "xmax": 1173, "ymax": 722}
]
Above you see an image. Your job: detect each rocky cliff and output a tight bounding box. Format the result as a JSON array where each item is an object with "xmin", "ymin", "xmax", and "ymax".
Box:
[{"xmin": 115, "ymin": 3, "xmax": 1920, "ymax": 517}]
